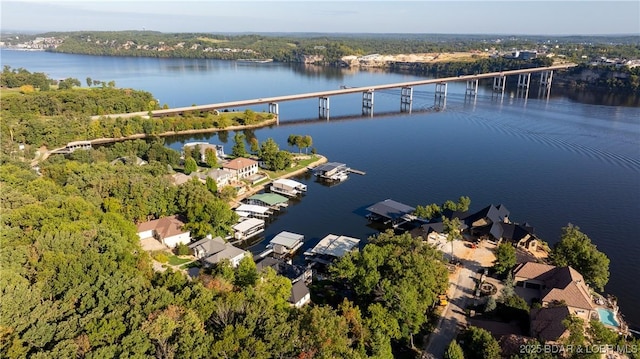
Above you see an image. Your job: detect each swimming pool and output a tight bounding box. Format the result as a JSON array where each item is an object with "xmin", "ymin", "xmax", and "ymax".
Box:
[{"xmin": 598, "ymin": 308, "xmax": 620, "ymax": 327}]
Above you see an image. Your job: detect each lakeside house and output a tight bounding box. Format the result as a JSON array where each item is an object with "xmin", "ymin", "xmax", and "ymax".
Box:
[
  {"xmin": 289, "ymin": 280, "xmax": 311, "ymax": 308},
  {"xmin": 529, "ymin": 306, "xmax": 572, "ymax": 342},
  {"xmin": 170, "ymin": 168, "xmax": 233, "ymax": 188},
  {"xmin": 223, "ymin": 158, "xmax": 259, "ymax": 180},
  {"xmin": 255, "ymin": 256, "xmax": 312, "ymax": 308},
  {"xmin": 203, "ymin": 168, "xmax": 233, "ymax": 188},
  {"xmin": 255, "ymin": 257, "xmax": 312, "ymax": 284},
  {"xmin": 304, "ymin": 234, "xmax": 360, "ymax": 265},
  {"xmin": 136, "ymin": 215, "xmax": 190, "ymax": 248},
  {"xmin": 408, "ymin": 203, "xmax": 539, "ymax": 251},
  {"xmin": 513, "ymin": 262, "xmax": 596, "ymax": 321},
  {"xmin": 188, "ymin": 236, "xmax": 247, "ymax": 267},
  {"xmin": 183, "ymin": 142, "xmax": 225, "ymax": 162}
]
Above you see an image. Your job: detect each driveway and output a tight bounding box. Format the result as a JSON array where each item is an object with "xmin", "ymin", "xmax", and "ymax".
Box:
[{"xmin": 423, "ymin": 240, "xmax": 496, "ymax": 358}]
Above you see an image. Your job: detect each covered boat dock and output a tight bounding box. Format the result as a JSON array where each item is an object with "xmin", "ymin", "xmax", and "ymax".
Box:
[{"xmin": 366, "ymin": 199, "xmax": 417, "ymax": 227}]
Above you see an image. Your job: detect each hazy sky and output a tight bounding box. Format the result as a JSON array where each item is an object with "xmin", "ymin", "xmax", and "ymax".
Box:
[{"xmin": 2, "ymin": 0, "xmax": 639, "ymax": 35}]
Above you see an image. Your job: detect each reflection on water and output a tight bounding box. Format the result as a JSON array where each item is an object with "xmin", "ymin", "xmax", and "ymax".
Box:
[{"xmin": 2, "ymin": 49, "xmax": 639, "ymax": 327}]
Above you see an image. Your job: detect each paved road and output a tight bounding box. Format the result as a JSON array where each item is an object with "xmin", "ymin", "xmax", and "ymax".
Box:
[{"xmin": 423, "ymin": 240, "xmax": 496, "ymax": 358}]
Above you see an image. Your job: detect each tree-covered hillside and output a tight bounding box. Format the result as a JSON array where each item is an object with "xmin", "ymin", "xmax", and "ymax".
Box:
[{"xmin": 3, "ymin": 31, "xmax": 638, "ymax": 64}]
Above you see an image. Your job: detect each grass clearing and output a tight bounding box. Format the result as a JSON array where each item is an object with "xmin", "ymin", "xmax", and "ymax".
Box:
[
  {"xmin": 168, "ymin": 255, "xmax": 192, "ymax": 266},
  {"xmin": 261, "ymin": 155, "xmax": 319, "ymax": 180},
  {"xmin": 197, "ymin": 37, "xmax": 229, "ymax": 43}
]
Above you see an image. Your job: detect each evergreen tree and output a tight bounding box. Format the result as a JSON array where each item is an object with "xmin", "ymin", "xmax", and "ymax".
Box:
[
  {"xmin": 231, "ymin": 132, "xmax": 247, "ymax": 157},
  {"xmin": 184, "ymin": 157, "xmax": 197, "ymax": 175}
]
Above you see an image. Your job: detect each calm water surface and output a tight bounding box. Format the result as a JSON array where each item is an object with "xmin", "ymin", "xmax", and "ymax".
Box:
[{"xmin": 3, "ymin": 50, "xmax": 639, "ymax": 327}]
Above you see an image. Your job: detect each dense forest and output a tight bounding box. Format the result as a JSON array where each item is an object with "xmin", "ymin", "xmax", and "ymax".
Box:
[
  {"xmin": 3, "ymin": 31, "xmax": 639, "ymax": 64},
  {"xmin": 3, "ymin": 31, "xmax": 639, "ymax": 92},
  {"xmin": 2, "ymin": 65, "xmax": 639, "ymax": 358},
  {"xmin": 0, "ymin": 67, "xmax": 275, "ymax": 158},
  {"xmin": 0, "ymin": 146, "xmax": 453, "ymax": 358}
]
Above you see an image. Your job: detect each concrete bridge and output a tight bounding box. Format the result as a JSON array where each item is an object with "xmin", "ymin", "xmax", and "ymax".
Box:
[{"xmin": 94, "ymin": 64, "xmax": 575, "ymax": 120}]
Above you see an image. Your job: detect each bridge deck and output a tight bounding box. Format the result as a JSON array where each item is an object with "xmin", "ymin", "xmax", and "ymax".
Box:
[{"xmin": 94, "ymin": 64, "xmax": 574, "ymax": 119}]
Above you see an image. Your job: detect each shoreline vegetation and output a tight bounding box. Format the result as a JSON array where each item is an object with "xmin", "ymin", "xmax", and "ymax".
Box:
[
  {"xmin": 90, "ymin": 117, "xmax": 279, "ymax": 147},
  {"xmin": 3, "ymin": 31, "xmax": 639, "ymax": 92},
  {"xmin": 1, "ymin": 42, "xmax": 638, "ymax": 359},
  {"xmin": 230, "ymin": 154, "xmax": 328, "ymax": 207}
]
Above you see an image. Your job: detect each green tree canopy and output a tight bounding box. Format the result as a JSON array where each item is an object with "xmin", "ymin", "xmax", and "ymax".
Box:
[
  {"xmin": 460, "ymin": 326, "xmax": 501, "ymax": 359},
  {"xmin": 445, "ymin": 340, "xmax": 465, "ymax": 359},
  {"xmin": 329, "ymin": 231, "xmax": 448, "ymax": 348},
  {"xmin": 231, "ymin": 132, "xmax": 247, "ymax": 158},
  {"xmin": 550, "ymin": 224, "xmax": 610, "ymax": 291},
  {"xmin": 184, "ymin": 157, "xmax": 197, "ymax": 175},
  {"xmin": 204, "ymin": 147, "xmax": 218, "ymax": 168},
  {"xmin": 493, "ymin": 242, "xmax": 516, "ymax": 275}
]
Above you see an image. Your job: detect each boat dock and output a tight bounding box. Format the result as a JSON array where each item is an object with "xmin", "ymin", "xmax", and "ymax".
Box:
[
  {"xmin": 313, "ymin": 162, "xmax": 365, "ymax": 181},
  {"xmin": 347, "ymin": 168, "xmax": 366, "ymax": 175}
]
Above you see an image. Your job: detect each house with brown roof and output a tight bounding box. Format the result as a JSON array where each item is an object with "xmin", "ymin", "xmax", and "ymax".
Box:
[
  {"xmin": 513, "ymin": 262, "xmax": 596, "ymax": 321},
  {"xmin": 137, "ymin": 215, "xmax": 191, "ymax": 249},
  {"xmin": 530, "ymin": 306, "xmax": 571, "ymax": 342},
  {"xmin": 222, "ymin": 158, "xmax": 258, "ymax": 180}
]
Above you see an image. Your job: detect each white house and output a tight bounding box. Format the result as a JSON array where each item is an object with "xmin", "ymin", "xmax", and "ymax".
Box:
[
  {"xmin": 184, "ymin": 142, "xmax": 225, "ymax": 162},
  {"xmin": 289, "ymin": 280, "xmax": 311, "ymax": 308},
  {"xmin": 136, "ymin": 215, "xmax": 190, "ymax": 248},
  {"xmin": 223, "ymin": 158, "xmax": 259, "ymax": 180},
  {"xmin": 205, "ymin": 168, "xmax": 233, "ymax": 187}
]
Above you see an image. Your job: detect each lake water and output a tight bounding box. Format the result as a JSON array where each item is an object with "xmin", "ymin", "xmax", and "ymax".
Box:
[{"xmin": 3, "ymin": 49, "xmax": 639, "ymax": 327}]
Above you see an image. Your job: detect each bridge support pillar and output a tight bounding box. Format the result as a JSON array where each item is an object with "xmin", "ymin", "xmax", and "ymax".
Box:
[
  {"xmin": 362, "ymin": 90, "xmax": 374, "ymax": 116},
  {"xmin": 538, "ymin": 70, "xmax": 553, "ymax": 99},
  {"xmin": 400, "ymin": 86, "xmax": 413, "ymax": 113},
  {"xmin": 517, "ymin": 73, "xmax": 531, "ymax": 99},
  {"xmin": 493, "ymin": 75, "xmax": 506, "ymax": 99},
  {"xmin": 434, "ymin": 82, "xmax": 447, "ymax": 110},
  {"xmin": 539, "ymin": 70, "xmax": 553, "ymax": 88},
  {"xmin": 435, "ymin": 82, "xmax": 447, "ymax": 99},
  {"xmin": 268, "ymin": 103, "xmax": 279, "ymax": 115},
  {"xmin": 268, "ymin": 103, "xmax": 279, "ymax": 124},
  {"xmin": 465, "ymin": 79, "xmax": 479, "ymax": 97},
  {"xmin": 318, "ymin": 97, "xmax": 330, "ymax": 119}
]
